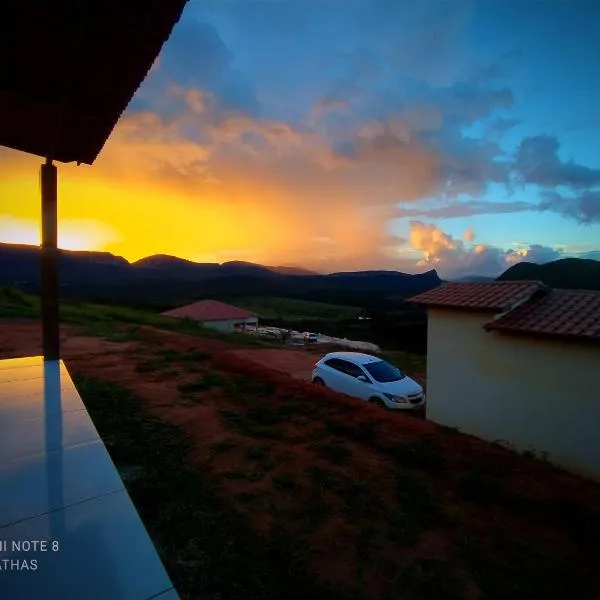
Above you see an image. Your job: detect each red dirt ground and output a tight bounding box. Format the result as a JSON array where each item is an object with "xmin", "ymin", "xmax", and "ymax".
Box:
[
  {"xmin": 2, "ymin": 321, "xmax": 600, "ymax": 600},
  {"xmin": 230, "ymin": 347, "xmax": 318, "ymax": 380}
]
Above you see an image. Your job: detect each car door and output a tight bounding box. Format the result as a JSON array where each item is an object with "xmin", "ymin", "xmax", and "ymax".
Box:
[
  {"xmin": 324, "ymin": 359, "xmax": 367, "ymax": 399},
  {"xmin": 321, "ymin": 359, "xmax": 351, "ymax": 392},
  {"xmin": 338, "ymin": 361, "xmax": 374, "ymax": 400}
]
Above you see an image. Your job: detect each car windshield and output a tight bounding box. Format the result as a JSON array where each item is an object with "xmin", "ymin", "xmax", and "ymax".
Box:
[{"xmin": 363, "ymin": 360, "xmax": 405, "ymax": 383}]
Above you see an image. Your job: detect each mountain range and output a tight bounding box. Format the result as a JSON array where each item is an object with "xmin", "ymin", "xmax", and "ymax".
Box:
[
  {"xmin": 3, "ymin": 243, "xmax": 597, "ymax": 307},
  {"xmin": 0, "ymin": 243, "xmax": 442, "ymax": 305}
]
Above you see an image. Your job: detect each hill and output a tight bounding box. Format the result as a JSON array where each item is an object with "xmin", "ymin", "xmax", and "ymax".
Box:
[
  {"xmin": 497, "ymin": 258, "xmax": 600, "ymax": 290},
  {"xmin": 2, "ymin": 314, "xmax": 600, "ymax": 599},
  {"xmin": 0, "ymin": 243, "xmax": 442, "ymax": 307}
]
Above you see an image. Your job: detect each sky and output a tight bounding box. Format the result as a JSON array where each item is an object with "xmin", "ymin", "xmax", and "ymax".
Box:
[{"xmin": 1, "ymin": 0, "xmax": 599, "ymax": 278}]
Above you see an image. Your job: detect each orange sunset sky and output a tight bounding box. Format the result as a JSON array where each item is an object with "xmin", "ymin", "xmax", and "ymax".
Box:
[{"xmin": 1, "ymin": 1, "xmax": 599, "ymax": 278}]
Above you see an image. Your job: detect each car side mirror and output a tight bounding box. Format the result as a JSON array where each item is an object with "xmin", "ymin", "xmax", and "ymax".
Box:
[{"xmin": 357, "ymin": 375, "xmax": 369, "ymax": 383}]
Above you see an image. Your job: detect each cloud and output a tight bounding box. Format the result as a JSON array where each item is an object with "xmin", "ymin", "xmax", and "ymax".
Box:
[
  {"xmin": 2, "ymin": 1, "xmax": 598, "ymax": 275},
  {"xmin": 579, "ymin": 251, "xmax": 600, "ymax": 261},
  {"xmin": 538, "ymin": 190, "xmax": 600, "ymax": 224},
  {"xmin": 309, "ymin": 98, "xmax": 351, "ymax": 121},
  {"xmin": 408, "ymin": 221, "xmax": 563, "ymax": 278},
  {"xmin": 505, "ymin": 243, "xmax": 563, "ymax": 265},
  {"xmin": 330, "ymin": 119, "xmax": 441, "ymax": 201},
  {"xmin": 514, "ymin": 135, "xmax": 600, "ymax": 190},
  {"xmin": 134, "ymin": 17, "xmax": 260, "ymax": 117},
  {"xmin": 485, "ymin": 117, "xmax": 521, "ymax": 141},
  {"xmin": 394, "ymin": 199, "xmax": 532, "ymax": 219},
  {"xmin": 382, "ymin": 0, "xmax": 474, "ymax": 86},
  {"xmin": 464, "ymin": 229, "xmax": 475, "ymax": 242},
  {"xmin": 470, "ymin": 49, "xmax": 523, "ymax": 85}
]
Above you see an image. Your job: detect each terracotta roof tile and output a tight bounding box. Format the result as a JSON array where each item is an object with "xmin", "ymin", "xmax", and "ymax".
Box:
[
  {"xmin": 162, "ymin": 300, "xmax": 257, "ymax": 322},
  {"xmin": 409, "ymin": 281, "xmax": 546, "ymax": 311},
  {"xmin": 484, "ymin": 289, "xmax": 600, "ymax": 342}
]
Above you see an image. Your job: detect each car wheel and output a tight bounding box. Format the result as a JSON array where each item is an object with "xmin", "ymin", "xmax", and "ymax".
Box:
[
  {"xmin": 369, "ymin": 397, "xmax": 386, "ymax": 409},
  {"xmin": 313, "ymin": 377, "xmax": 326, "ymax": 386}
]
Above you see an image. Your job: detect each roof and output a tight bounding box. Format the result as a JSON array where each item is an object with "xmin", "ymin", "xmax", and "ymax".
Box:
[
  {"xmin": 485, "ymin": 289, "xmax": 600, "ymax": 343},
  {"xmin": 324, "ymin": 352, "xmax": 381, "ymax": 364},
  {"xmin": 409, "ymin": 281, "xmax": 546, "ymax": 311},
  {"xmin": 162, "ymin": 300, "xmax": 258, "ymax": 322},
  {"xmin": 0, "ymin": 0, "xmax": 188, "ymax": 164}
]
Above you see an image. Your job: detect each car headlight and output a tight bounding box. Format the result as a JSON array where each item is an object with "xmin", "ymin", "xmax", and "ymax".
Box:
[{"xmin": 383, "ymin": 393, "xmax": 407, "ymax": 403}]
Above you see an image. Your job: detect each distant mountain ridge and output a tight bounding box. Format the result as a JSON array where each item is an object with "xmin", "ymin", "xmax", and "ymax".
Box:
[
  {"xmin": 132, "ymin": 255, "xmax": 319, "ymax": 277},
  {"xmin": 0, "ymin": 243, "xmax": 442, "ymax": 303},
  {"xmin": 497, "ymin": 258, "xmax": 600, "ymax": 291}
]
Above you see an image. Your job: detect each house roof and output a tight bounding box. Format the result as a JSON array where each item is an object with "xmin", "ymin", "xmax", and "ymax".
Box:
[
  {"xmin": 0, "ymin": 0, "xmax": 188, "ymax": 164},
  {"xmin": 484, "ymin": 289, "xmax": 600, "ymax": 343},
  {"xmin": 162, "ymin": 300, "xmax": 258, "ymax": 322},
  {"xmin": 409, "ymin": 281, "xmax": 546, "ymax": 311}
]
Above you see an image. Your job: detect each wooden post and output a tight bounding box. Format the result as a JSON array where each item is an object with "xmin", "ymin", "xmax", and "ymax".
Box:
[{"xmin": 40, "ymin": 160, "xmax": 59, "ymax": 361}]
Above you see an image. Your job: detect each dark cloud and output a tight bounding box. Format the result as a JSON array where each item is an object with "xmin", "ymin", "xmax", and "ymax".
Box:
[
  {"xmin": 132, "ymin": 1, "xmax": 600, "ymax": 238},
  {"xmin": 440, "ymin": 84, "xmax": 514, "ymax": 124},
  {"xmin": 470, "ymin": 49, "xmax": 523, "ymax": 84},
  {"xmin": 539, "ymin": 190, "xmax": 600, "ymax": 224},
  {"xmin": 485, "ymin": 117, "xmax": 521, "ymax": 141},
  {"xmin": 394, "ymin": 199, "xmax": 532, "ymax": 219},
  {"xmin": 384, "ymin": 0, "xmax": 473, "ymax": 85},
  {"xmin": 514, "ymin": 135, "xmax": 600, "ymax": 189},
  {"xmin": 436, "ymin": 132, "xmax": 511, "ymax": 197},
  {"xmin": 136, "ymin": 19, "xmax": 260, "ymax": 117}
]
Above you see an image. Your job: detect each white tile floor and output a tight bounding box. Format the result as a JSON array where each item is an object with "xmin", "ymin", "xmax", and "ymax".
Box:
[{"xmin": 0, "ymin": 357, "xmax": 180, "ymax": 600}]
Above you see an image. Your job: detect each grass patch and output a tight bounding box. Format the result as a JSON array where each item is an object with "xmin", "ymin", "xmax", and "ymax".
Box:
[
  {"xmin": 388, "ymin": 473, "xmax": 450, "ymax": 547},
  {"xmin": 458, "ymin": 531, "xmax": 592, "ymax": 600},
  {"xmin": 457, "ymin": 467, "xmax": 507, "ymax": 507},
  {"xmin": 135, "ymin": 348, "xmax": 214, "ymax": 380},
  {"xmin": 388, "ymin": 558, "xmax": 465, "ymax": 600},
  {"xmin": 245, "ymin": 445, "xmax": 270, "ymax": 461},
  {"xmin": 74, "ymin": 374, "xmax": 331, "ymax": 600},
  {"xmin": 0, "ymin": 285, "xmax": 282, "ymax": 348},
  {"xmin": 272, "ymin": 474, "xmax": 297, "ymax": 491},
  {"xmin": 223, "ymin": 470, "xmax": 246, "ymax": 481},
  {"xmin": 232, "ymin": 296, "xmax": 362, "ymax": 321},
  {"xmin": 154, "ymin": 368, "xmax": 179, "ymax": 381},
  {"xmin": 178, "ymin": 372, "xmax": 224, "ymax": 395},
  {"xmin": 324, "ymin": 418, "xmax": 378, "ymax": 445},
  {"xmin": 223, "ymin": 375, "xmax": 278, "ymax": 400},
  {"xmin": 436, "ymin": 424, "xmax": 461, "ymax": 435},
  {"xmin": 312, "ymin": 440, "xmax": 351, "ymax": 464},
  {"xmin": 218, "ymin": 409, "xmax": 286, "ymax": 440},
  {"xmin": 210, "ymin": 440, "xmax": 237, "ymax": 455},
  {"xmin": 388, "ymin": 437, "xmax": 444, "ymax": 473}
]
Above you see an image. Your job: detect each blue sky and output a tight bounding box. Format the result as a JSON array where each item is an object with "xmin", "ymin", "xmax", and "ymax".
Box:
[
  {"xmin": 138, "ymin": 0, "xmax": 600, "ymax": 276},
  {"xmin": 4, "ymin": 0, "xmax": 598, "ymax": 277}
]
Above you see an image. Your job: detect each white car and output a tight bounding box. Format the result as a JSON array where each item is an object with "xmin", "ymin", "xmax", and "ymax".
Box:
[
  {"xmin": 312, "ymin": 351, "xmax": 425, "ymax": 410},
  {"xmin": 304, "ymin": 332, "xmax": 318, "ymax": 343}
]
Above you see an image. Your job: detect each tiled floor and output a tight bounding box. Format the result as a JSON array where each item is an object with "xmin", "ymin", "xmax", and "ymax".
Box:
[{"xmin": 0, "ymin": 356, "xmax": 180, "ymax": 600}]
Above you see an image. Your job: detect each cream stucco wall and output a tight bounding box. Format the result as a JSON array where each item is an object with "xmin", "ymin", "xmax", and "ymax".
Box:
[
  {"xmin": 426, "ymin": 308, "xmax": 600, "ymax": 480},
  {"xmin": 203, "ymin": 317, "xmax": 258, "ymax": 332}
]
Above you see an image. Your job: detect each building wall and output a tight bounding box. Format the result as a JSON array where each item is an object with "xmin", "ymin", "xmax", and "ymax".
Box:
[
  {"xmin": 426, "ymin": 308, "xmax": 600, "ymax": 480},
  {"xmin": 203, "ymin": 317, "xmax": 258, "ymax": 332}
]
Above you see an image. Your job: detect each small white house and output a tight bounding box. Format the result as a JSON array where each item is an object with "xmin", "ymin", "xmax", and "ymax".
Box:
[
  {"xmin": 410, "ymin": 281, "xmax": 600, "ymax": 480},
  {"xmin": 162, "ymin": 299, "xmax": 258, "ymax": 332}
]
